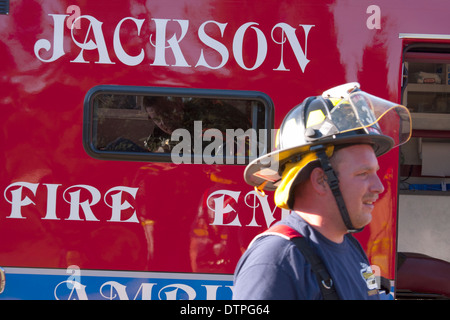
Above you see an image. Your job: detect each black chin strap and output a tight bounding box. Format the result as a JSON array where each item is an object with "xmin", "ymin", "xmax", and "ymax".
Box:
[{"xmin": 311, "ymin": 145, "xmax": 363, "ymax": 233}]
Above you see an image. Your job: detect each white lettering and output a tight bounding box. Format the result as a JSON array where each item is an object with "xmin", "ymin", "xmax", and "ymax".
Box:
[
  {"xmin": 4, "ymin": 182, "xmax": 39, "ymax": 219},
  {"xmin": 245, "ymin": 190, "xmax": 291, "ymax": 228},
  {"xmin": 272, "ymin": 23, "xmax": 314, "ymax": 72},
  {"xmin": 63, "ymin": 185, "xmax": 101, "ymax": 221},
  {"xmin": 158, "ymin": 283, "xmax": 197, "ymax": 300},
  {"xmin": 244, "ymin": 190, "xmax": 277, "ymax": 227},
  {"xmin": 208, "ymin": 189, "xmax": 289, "ymax": 228},
  {"xmin": 70, "ymin": 15, "xmax": 114, "ymax": 64},
  {"xmin": 54, "ymin": 277, "xmax": 233, "ymax": 300},
  {"xmin": 202, "ymin": 284, "xmax": 220, "ymax": 300},
  {"xmin": 100, "ymin": 281, "xmax": 129, "ymax": 300},
  {"xmin": 114, "ymin": 17, "xmax": 145, "ymax": 66},
  {"xmin": 43, "ymin": 183, "xmax": 61, "ymax": 220},
  {"xmin": 233, "ymin": 22, "xmax": 267, "ymax": 71},
  {"xmin": 34, "ymin": 14, "xmax": 68, "ymax": 62},
  {"xmin": 54, "ymin": 280, "xmax": 88, "ymax": 300},
  {"xmin": 3, "ymin": 182, "xmax": 140, "ymax": 223},
  {"xmin": 150, "ymin": 19, "xmax": 190, "ymax": 67},
  {"xmin": 196, "ymin": 20, "xmax": 229, "ymax": 69},
  {"xmin": 2, "ymin": 182, "xmax": 286, "ymax": 230},
  {"xmin": 207, "ymin": 190, "xmax": 241, "ymax": 226},
  {"xmin": 104, "ymin": 186, "xmax": 139, "ymax": 223},
  {"xmin": 34, "ymin": 13, "xmax": 314, "ymax": 74},
  {"xmin": 133, "ymin": 283, "xmax": 157, "ymax": 300}
]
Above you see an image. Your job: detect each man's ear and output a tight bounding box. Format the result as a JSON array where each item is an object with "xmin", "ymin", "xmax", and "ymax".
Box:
[{"xmin": 310, "ymin": 167, "xmax": 328, "ymax": 195}]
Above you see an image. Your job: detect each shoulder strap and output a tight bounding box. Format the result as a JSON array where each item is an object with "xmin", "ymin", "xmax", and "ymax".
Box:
[{"xmin": 261, "ymin": 224, "xmax": 340, "ymax": 300}]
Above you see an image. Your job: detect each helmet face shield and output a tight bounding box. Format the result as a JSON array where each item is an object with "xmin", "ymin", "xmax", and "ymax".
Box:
[
  {"xmin": 331, "ymin": 91, "xmax": 412, "ymax": 148},
  {"xmin": 244, "ymin": 83, "xmax": 412, "ymax": 192}
]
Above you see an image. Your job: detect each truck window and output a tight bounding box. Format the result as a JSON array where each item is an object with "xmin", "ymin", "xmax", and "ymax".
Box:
[
  {"xmin": 0, "ymin": 0, "xmax": 9, "ymax": 15},
  {"xmin": 83, "ymin": 86, "xmax": 274, "ymax": 164}
]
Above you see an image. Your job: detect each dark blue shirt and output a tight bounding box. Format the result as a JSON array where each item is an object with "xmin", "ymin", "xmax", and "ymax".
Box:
[{"xmin": 233, "ymin": 213, "xmax": 385, "ymax": 300}]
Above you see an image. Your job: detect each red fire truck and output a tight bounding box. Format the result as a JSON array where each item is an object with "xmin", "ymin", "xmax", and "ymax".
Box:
[{"xmin": 0, "ymin": 0, "xmax": 449, "ymax": 300}]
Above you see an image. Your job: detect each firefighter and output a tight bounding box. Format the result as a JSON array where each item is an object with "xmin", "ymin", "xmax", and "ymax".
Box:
[{"xmin": 233, "ymin": 83, "xmax": 411, "ymax": 300}]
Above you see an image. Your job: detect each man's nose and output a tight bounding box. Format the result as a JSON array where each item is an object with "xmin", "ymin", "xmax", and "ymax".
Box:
[{"xmin": 371, "ymin": 174, "xmax": 385, "ymax": 195}]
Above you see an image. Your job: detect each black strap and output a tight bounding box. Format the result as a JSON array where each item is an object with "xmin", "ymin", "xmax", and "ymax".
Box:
[
  {"xmin": 290, "ymin": 237, "xmax": 340, "ymax": 300},
  {"xmin": 311, "ymin": 145, "xmax": 363, "ymax": 233}
]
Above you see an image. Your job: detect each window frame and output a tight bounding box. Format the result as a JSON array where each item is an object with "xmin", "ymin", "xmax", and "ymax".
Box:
[
  {"xmin": 0, "ymin": 0, "xmax": 9, "ymax": 15},
  {"xmin": 83, "ymin": 85, "xmax": 274, "ymax": 164}
]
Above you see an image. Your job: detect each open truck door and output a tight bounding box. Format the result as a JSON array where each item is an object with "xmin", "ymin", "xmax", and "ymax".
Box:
[{"xmin": 397, "ymin": 38, "xmax": 450, "ymax": 299}]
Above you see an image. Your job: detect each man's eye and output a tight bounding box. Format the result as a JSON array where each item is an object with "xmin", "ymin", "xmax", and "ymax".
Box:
[{"xmin": 357, "ymin": 172, "xmax": 368, "ymax": 177}]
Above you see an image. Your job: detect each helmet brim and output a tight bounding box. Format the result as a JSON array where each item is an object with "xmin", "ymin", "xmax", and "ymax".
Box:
[{"xmin": 244, "ymin": 133, "xmax": 394, "ymax": 191}]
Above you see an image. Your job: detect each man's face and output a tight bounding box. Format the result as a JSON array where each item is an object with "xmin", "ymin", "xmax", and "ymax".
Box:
[{"xmin": 331, "ymin": 144, "xmax": 385, "ymax": 229}]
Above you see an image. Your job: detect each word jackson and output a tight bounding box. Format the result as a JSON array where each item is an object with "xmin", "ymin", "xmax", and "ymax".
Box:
[{"xmin": 34, "ymin": 10, "xmax": 314, "ymax": 72}]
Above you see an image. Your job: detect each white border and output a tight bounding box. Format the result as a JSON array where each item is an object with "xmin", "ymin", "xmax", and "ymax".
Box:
[
  {"xmin": 3, "ymin": 267, "xmax": 234, "ymax": 281},
  {"xmin": 399, "ymin": 33, "xmax": 450, "ymax": 40}
]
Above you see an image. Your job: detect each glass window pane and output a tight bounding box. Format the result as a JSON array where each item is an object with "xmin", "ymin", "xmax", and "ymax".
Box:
[
  {"xmin": 405, "ymin": 48, "xmax": 450, "ymax": 114},
  {"xmin": 84, "ymin": 86, "xmax": 273, "ymax": 164}
]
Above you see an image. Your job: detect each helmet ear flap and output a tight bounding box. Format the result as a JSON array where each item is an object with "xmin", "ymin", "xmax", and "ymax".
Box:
[{"xmin": 286, "ymin": 160, "xmax": 320, "ymax": 209}]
